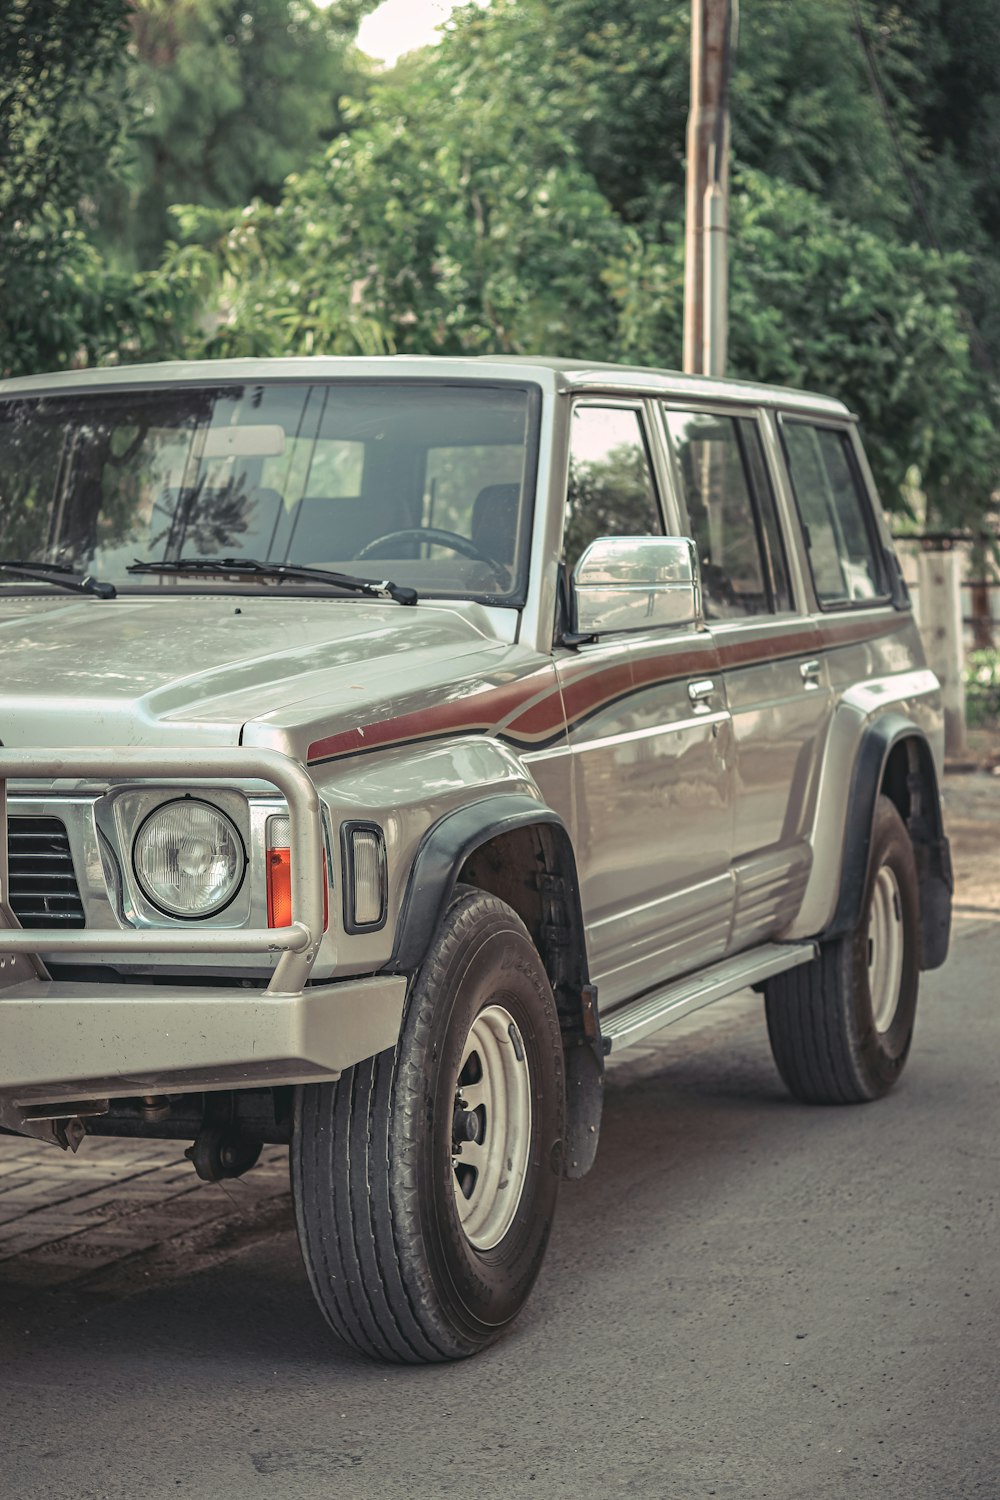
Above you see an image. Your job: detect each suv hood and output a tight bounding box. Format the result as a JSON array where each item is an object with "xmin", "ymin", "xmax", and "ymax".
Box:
[{"xmin": 0, "ymin": 594, "xmax": 517, "ymax": 756}]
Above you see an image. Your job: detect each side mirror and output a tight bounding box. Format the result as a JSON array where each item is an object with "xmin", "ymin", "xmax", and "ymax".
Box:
[{"xmin": 571, "ymin": 535, "xmax": 702, "ymax": 636}]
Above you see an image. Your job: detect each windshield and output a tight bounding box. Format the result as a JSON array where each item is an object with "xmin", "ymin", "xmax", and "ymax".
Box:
[{"xmin": 0, "ymin": 381, "xmax": 536, "ymax": 602}]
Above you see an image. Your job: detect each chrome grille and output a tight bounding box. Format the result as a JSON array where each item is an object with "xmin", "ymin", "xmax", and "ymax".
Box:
[{"xmin": 7, "ymin": 817, "xmax": 85, "ymax": 928}]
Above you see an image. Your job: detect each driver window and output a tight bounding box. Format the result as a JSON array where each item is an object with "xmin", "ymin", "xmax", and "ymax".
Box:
[{"xmin": 564, "ymin": 405, "xmax": 663, "ymax": 574}]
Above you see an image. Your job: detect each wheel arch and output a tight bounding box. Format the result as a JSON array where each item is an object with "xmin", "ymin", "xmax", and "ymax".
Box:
[
  {"xmin": 825, "ymin": 714, "xmax": 952, "ymax": 969},
  {"xmin": 386, "ymin": 794, "xmax": 603, "ymax": 1178}
]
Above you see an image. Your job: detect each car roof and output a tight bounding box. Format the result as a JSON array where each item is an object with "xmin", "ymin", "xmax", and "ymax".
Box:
[{"xmin": 0, "ymin": 354, "xmax": 852, "ymax": 419}]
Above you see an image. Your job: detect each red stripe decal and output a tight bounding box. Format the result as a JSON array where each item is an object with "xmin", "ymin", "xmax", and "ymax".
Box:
[
  {"xmin": 307, "ymin": 666, "xmax": 560, "ymax": 763},
  {"xmin": 306, "ymin": 611, "xmax": 911, "ymax": 763},
  {"xmin": 819, "ymin": 613, "xmax": 909, "ymax": 650}
]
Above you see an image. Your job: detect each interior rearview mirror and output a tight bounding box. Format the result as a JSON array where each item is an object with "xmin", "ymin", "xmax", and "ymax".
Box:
[{"xmin": 195, "ymin": 425, "xmax": 286, "ymax": 459}]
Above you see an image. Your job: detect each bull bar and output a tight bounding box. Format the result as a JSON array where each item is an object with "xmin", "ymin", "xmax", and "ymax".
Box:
[{"xmin": 0, "ymin": 748, "xmax": 407, "ymax": 1114}]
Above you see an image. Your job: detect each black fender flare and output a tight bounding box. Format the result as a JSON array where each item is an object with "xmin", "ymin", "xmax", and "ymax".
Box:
[
  {"xmin": 824, "ymin": 714, "xmax": 952, "ymax": 970},
  {"xmin": 385, "ymin": 793, "xmax": 603, "ymax": 1179}
]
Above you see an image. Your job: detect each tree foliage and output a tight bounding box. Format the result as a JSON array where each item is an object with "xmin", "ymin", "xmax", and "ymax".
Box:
[
  {"xmin": 3, "ymin": 0, "xmax": 999, "ymax": 529},
  {"xmin": 168, "ymin": 54, "xmax": 634, "ymax": 361},
  {"xmin": 0, "ymin": 0, "xmax": 131, "ymax": 377},
  {"xmin": 0, "ymin": 0, "xmax": 372, "ymax": 376},
  {"xmin": 103, "ymin": 0, "xmax": 376, "ymax": 268},
  {"xmin": 729, "ymin": 172, "xmax": 998, "ymax": 524},
  {"xmin": 164, "ymin": 0, "xmax": 999, "ymax": 525}
]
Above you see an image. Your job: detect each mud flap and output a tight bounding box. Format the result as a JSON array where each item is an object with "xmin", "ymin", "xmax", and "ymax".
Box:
[{"xmin": 560, "ymin": 984, "xmax": 603, "ymax": 1179}]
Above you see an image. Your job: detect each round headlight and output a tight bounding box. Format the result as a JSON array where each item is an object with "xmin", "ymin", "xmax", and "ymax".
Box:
[{"xmin": 133, "ymin": 799, "xmax": 245, "ymax": 918}]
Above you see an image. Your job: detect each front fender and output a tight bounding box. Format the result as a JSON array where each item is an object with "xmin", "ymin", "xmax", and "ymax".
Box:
[
  {"xmin": 384, "ymin": 793, "xmax": 604, "ymax": 1180},
  {"xmin": 387, "ymin": 793, "xmax": 572, "ymax": 974},
  {"xmin": 307, "ymin": 735, "xmax": 548, "ymax": 976}
]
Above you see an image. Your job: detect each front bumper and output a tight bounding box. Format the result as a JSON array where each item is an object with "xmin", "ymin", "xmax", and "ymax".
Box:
[{"xmin": 0, "ymin": 972, "xmax": 407, "ymax": 1107}]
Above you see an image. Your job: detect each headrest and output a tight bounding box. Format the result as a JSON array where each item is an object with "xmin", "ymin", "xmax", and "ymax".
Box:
[{"xmin": 471, "ymin": 483, "xmax": 520, "ymax": 565}]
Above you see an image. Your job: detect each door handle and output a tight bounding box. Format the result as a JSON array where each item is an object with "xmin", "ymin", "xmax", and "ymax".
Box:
[
  {"xmin": 799, "ymin": 659, "xmax": 821, "ymax": 688},
  {"xmin": 688, "ymin": 678, "xmax": 716, "ymax": 707}
]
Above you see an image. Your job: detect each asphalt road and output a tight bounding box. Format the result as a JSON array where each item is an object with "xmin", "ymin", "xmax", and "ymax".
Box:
[{"xmin": 2, "ymin": 778, "xmax": 999, "ymax": 1500}]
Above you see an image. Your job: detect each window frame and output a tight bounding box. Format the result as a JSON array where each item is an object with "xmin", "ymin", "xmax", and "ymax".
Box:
[
  {"xmin": 658, "ymin": 400, "xmax": 795, "ymax": 620},
  {"xmin": 776, "ymin": 413, "xmax": 891, "ymax": 613}
]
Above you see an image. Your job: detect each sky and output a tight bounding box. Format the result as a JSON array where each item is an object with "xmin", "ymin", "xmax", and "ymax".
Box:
[{"xmin": 356, "ymin": 0, "xmax": 482, "ymax": 66}]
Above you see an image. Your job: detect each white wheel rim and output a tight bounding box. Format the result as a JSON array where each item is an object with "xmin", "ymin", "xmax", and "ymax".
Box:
[
  {"xmin": 868, "ymin": 865, "xmax": 904, "ymax": 1033},
  {"xmin": 451, "ymin": 1003, "xmax": 532, "ymax": 1251}
]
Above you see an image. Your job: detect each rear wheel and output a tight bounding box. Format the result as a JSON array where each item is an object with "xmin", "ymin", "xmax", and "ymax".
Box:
[
  {"xmin": 291, "ymin": 889, "xmax": 565, "ymax": 1362},
  {"xmin": 764, "ymin": 794, "xmax": 920, "ymax": 1104}
]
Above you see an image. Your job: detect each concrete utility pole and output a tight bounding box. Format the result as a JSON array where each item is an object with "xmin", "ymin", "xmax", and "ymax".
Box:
[
  {"xmin": 683, "ymin": 0, "xmax": 735, "ymax": 377},
  {"xmin": 916, "ymin": 542, "xmax": 967, "ymax": 759}
]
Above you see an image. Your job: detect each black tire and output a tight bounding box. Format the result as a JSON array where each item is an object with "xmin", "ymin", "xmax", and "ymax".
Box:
[
  {"xmin": 290, "ymin": 888, "xmax": 565, "ymax": 1362},
  {"xmin": 764, "ymin": 794, "xmax": 920, "ymax": 1104}
]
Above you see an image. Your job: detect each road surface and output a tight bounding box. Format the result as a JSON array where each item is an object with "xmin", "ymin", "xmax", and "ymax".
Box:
[{"xmin": 1, "ymin": 773, "xmax": 998, "ymax": 1499}]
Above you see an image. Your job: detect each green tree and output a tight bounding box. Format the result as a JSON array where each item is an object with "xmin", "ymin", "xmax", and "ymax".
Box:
[
  {"xmin": 400, "ymin": 0, "xmax": 921, "ymax": 232},
  {"xmin": 10, "ymin": 0, "xmax": 995, "ymax": 531},
  {"xmin": 727, "ymin": 172, "xmax": 998, "ymax": 527},
  {"xmin": 162, "ymin": 41, "xmax": 634, "ymax": 360},
  {"xmin": 172, "ymin": 0, "xmax": 999, "ymax": 527},
  {"xmin": 104, "ymin": 0, "xmax": 376, "ymax": 267},
  {"xmin": 865, "ymin": 0, "xmax": 1000, "ymax": 366},
  {"xmin": 0, "ymin": 0, "xmax": 371, "ymax": 376},
  {"xmin": 0, "ymin": 0, "xmax": 133, "ymax": 377}
]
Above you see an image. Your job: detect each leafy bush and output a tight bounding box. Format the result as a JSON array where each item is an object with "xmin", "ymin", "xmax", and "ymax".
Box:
[{"xmin": 965, "ymin": 650, "xmax": 1000, "ymax": 726}]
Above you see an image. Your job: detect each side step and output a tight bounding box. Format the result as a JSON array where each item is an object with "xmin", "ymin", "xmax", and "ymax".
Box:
[{"xmin": 601, "ymin": 941, "xmax": 817, "ymax": 1053}]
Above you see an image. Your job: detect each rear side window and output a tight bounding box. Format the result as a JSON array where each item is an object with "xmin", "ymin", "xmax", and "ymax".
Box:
[
  {"xmin": 664, "ymin": 408, "xmax": 791, "ymax": 619},
  {"xmin": 780, "ymin": 420, "xmax": 886, "ymax": 607}
]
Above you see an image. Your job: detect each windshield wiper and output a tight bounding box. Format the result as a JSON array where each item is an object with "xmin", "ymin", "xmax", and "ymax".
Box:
[
  {"xmin": 0, "ymin": 560, "xmax": 116, "ymax": 599},
  {"xmin": 127, "ymin": 556, "xmax": 417, "ymax": 606}
]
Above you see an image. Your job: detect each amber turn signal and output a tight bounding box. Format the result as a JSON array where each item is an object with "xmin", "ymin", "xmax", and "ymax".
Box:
[{"xmin": 265, "ymin": 815, "xmax": 328, "ymax": 930}]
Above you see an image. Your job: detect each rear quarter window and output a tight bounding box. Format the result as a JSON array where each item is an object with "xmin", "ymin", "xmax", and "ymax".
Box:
[{"xmin": 780, "ymin": 419, "xmax": 887, "ymax": 608}]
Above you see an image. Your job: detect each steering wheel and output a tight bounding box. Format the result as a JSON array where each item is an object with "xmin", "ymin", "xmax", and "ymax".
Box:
[{"xmin": 352, "ymin": 526, "xmax": 509, "ymax": 585}]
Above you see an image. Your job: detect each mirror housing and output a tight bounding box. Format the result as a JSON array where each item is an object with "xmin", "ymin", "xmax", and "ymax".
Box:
[{"xmin": 571, "ymin": 535, "xmax": 702, "ymax": 637}]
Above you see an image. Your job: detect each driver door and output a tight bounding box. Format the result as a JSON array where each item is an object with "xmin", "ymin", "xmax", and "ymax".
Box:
[{"xmin": 552, "ymin": 401, "xmax": 735, "ymax": 1010}]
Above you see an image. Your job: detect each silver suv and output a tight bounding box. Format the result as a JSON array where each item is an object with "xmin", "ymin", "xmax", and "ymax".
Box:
[{"xmin": 0, "ymin": 356, "xmax": 952, "ymax": 1361}]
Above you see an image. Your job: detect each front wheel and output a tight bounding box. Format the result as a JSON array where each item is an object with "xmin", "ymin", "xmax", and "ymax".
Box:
[
  {"xmin": 291, "ymin": 889, "xmax": 565, "ymax": 1362},
  {"xmin": 764, "ymin": 794, "xmax": 920, "ymax": 1104}
]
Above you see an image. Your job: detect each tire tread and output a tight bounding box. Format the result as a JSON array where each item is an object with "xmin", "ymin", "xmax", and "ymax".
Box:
[
  {"xmin": 766, "ymin": 940, "xmax": 865, "ymax": 1104},
  {"xmin": 764, "ymin": 795, "xmax": 919, "ymax": 1106},
  {"xmin": 292, "ymin": 888, "xmax": 560, "ymax": 1362}
]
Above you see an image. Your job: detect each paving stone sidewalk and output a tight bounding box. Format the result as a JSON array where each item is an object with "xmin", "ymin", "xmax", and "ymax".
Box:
[
  {"xmin": 1, "ymin": 768, "xmax": 996, "ymax": 1310},
  {"xmin": 0, "ymin": 1023, "xmax": 749, "ymax": 1307},
  {"xmin": 0, "ymin": 1137, "xmax": 291, "ymax": 1306}
]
